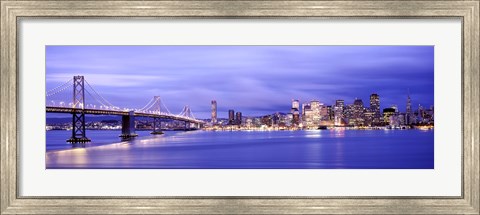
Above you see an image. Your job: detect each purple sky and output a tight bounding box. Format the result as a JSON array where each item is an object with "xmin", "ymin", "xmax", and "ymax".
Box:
[{"xmin": 46, "ymin": 46, "xmax": 434, "ymax": 119}]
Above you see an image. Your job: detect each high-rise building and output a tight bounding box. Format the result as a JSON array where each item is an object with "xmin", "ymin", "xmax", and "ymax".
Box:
[
  {"xmin": 228, "ymin": 109, "xmax": 235, "ymax": 125},
  {"xmin": 302, "ymin": 103, "xmax": 313, "ymax": 128},
  {"xmin": 235, "ymin": 112, "xmax": 242, "ymax": 125},
  {"xmin": 334, "ymin": 99, "xmax": 345, "ymax": 126},
  {"xmin": 326, "ymin": 105, "xmax": 334, "ymax": 121},
  {"xmin": 292, "ymin": 99, "xmax": 300, "ymax": 111},
  {"xmin": 383, "ymin": 107, "xmax": 396, "ymax": 125},
  {"xmin": 292, "ymin": 110, "xmax": 300, "ymax": 126},
  {"xmin": 344, "ymin": 104, "xmax": 355, "ymax": 126},
  {"xmin": 211, "ymin": 100, "xmax": 217, "ymax": 124},
  {"xmin": 352, "ymin": 98, "xmax": 365, "ymax": 126},
  {"xmin": 301, "ymin": 103, "xmax": 308, "ymax": 120},
  {"xmin": 364, "ymin": 111, "xmax": 375, "ymax": 126},
  {"xmin": 291, "ymin": 99, "xmax": 300, "ymax": 123},
  {"xmin": 310, "ymin": 100, "xmax": 322, "ymax": 128},
  {"xmin": 406, "ymin": 91, "xmax": 412, "ymax": 125},
  {"xmin": 370, "ymin": 93, "xmax": 381, "ymax": 125}
]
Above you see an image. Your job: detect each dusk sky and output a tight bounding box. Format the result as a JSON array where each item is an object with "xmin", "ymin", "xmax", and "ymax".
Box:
[{"xmin": 46, "ymin": 46, "xmax": 434, "ymax": 119}]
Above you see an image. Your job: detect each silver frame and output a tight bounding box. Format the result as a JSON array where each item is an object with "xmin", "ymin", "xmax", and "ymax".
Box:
[{"xmin": 1, "ymin": 1, "xmax": 479, "ymax": 214}]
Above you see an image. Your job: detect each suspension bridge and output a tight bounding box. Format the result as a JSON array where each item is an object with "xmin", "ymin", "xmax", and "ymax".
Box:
[{"xmin": 46, "ymin": 76, "xmax": 204, "ymax": 143}]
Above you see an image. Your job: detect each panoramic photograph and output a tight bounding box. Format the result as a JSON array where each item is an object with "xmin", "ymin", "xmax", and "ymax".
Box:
[{"xmin": 45, "ymin": 46, "xmax": 434, "ymax": 169}]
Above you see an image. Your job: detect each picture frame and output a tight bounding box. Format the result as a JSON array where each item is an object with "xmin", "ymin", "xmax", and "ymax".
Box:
[{"xmin": 1, "ymin": 0, "xmax": 478, "ymax": 214}]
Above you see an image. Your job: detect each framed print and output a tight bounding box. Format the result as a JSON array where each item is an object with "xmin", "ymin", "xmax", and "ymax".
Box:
[{"xmin": 1, "ymin": 0, "xmax": 479, "ymax": 214}]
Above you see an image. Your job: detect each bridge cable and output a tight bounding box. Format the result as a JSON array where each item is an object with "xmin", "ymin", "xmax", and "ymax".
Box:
[{"xmin": 84, "ymin": 80, "xmax": 117, "ymax": 108}]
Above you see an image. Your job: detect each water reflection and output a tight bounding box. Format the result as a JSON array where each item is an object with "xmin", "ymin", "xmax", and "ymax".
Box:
[{"xmin": 46, "ymin": 130, "xmax": 434, "ymax": 169}]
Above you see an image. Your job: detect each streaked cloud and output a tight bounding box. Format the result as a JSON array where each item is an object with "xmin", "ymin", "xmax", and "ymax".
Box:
[{"xmin": 46, "ymin": 46, "xmax": 434, "ymax": 118}]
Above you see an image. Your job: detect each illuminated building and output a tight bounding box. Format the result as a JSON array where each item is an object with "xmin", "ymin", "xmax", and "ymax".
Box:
[
  {"xmin": 364, "ymin": 111, "xmax": 374, "ymax": 126},
  {"xmin": 406, "ymin": 91, "xmax": 413, "ymax": 125},
  {"xmin": 228, "ymin": 109, "xmax": 235, "ymax": 125},
  {"xmin": 292, "ymin": 99, "xmax": 300, "ymax": 111},
  {"xmin": 383, "ymin": 107, "xmax": 396, "ymax": 125},
  {"xmin": 291, "ymin": 99, "xmax": 300, "ymax": 125},
  {"xmin": 334, "ymin": 99, "xmax": 345, "ymax": 126},
  {"xmin": 211, "ymin": 100, "xmax": 217, "ymax": 124},
  {"xmin": 285, "ymin": 113, "xmax": 293, "ymax": 127},
  {"xmin": 235, "ymin": 112, "xmax": 242, "ymax": 125},
  {"xmin": 326, "ymin": 105, "xmax": 334, "ymax": 121},
  {"xmin": 352, "ymin": 98, "xmax": 365, "ymax": 126},
  {"xmin": 344, "ymin": 104, "xmax": 355, "ymax": 126},
  {"xmin": 298, "ymin": 100, "xmax": 327, "ymax": 129},
  {"xmin": 370, "ymin": 93, "xmax": 381, "ymax": 125},
  {"xmin": 303, "ymin": 103, "xmax": 314, "ymax": 128},
  {"xmin": 292, "ymin": 110, "xmax": 300, "ymax": 126},
  {"xmin": 261, "ymin": 115, "xmax": 272, "ymax": 126}
]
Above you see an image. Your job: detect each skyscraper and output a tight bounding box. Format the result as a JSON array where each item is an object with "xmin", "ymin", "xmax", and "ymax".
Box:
[
  {"xmin": 334, "ymin": 99, "xmax": 345, "ymax": 126},
  {"xmin": 292, "ymin": 99, "xmax": 300, "ymax": 110},
  {"xmin": 310, "ymin": 100, "xmax": 322, "ymax": 128},
  {"xmin": 211, "ymin": 100, "xmax": 217, "ymax": 124},
  {"xmin": 352, "ymin": 98, "xmax": 365, "ymax": 126},
  {"xmin": 369, "ymin": 93, "xmax": 380, "ymax": 125},
  {"xmin": 235, "ymin": 112, "xmax": 242, "ymax": 125},
  {"xmin": 406, "ymin": 91, "xmax": 412, "ymax": 125},
  {"xmin": 291, "ymin": 99, "xmax": 300, "ymax": 123},
  {"xmin": 228, "ymin": 109, "xmax": 235, "ymax": 125},
  {"xmin": 292, "ymin": 110, "xmax": 300, "ymax": 126}
]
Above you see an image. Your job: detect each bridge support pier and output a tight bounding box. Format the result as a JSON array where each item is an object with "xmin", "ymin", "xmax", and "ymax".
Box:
[
  {"xmin": 151, "ymin": 117, "xmax": 164, "ymax": 135},
  {"xmin": 120, "ymin": 111, "xmax": 138, "ymax": 139},
  {"xmin": 67, "ymin": 110, "xmax": 91, "ymax": 144}
]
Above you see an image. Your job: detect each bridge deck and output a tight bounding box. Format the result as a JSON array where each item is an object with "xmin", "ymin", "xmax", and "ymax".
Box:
[{"xmin": 46, "ymin": 106, "xmax": 204, "ymax": 124}]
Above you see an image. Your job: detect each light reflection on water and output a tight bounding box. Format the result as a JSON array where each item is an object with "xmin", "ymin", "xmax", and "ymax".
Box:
[{"xmin": 46, "ymin": 129, "xmax": 434, "ymax": 169}]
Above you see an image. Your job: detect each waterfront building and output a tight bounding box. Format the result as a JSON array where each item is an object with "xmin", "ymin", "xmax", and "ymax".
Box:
[
  {"xmin": 291, "ymin": 99, "xmax": 300, "ymax": 124},
  {"xmin": 308, "ymin": 100, "xmax": 322, "ymax": 128},
  {"xmin": 235, "ymin": 112, "xmax": 242, "ymax": 125},
  {"xmin": 272, "ymin": 113, "xmax": 280, "ymax": 125},
  {"xmin": 303, "ymin": 103, "xmax": 314, "ymax": 128},
  {"xmin": 370, "ymin": 93, "xmax": 381, "ymax": 125},
  {"xmin": 334, "ymin": 99, "xmax": 345, "ymax": 126},
  {"xmin": 364, "ymin": 110, "xmax": 375, "ymax": 126},
  {"xmin": 423, "ymin": 105, "xmax": 434, "ymax": 123},
  {"xmin": 389, "ymin": 115, "xmax": 401, "ymax": 127},
  {"xmin": 406, "ymin": 92, "xmax": 412, "ymax": 125},
  {"xmin": 292, "ymin": 99, "xmax": 300, "ymax": 111},
  {"xmin": 383, "ymin": 107, "xmax": 396, "ymax": 125},
  {"xmin": 211, "ymin": 100, "xmax": 217, "ymax": 124},
  {"xmin": 285, "ymin": 113, "xmax": 293, "ymax": 127},
  {"xmin": 292, "ymin": 110, "xmax": 300, "ymax": 126},
  {"xmin": 277, "ymin": 113, "xmax": 287, "ymax": 127},
  {"xmin": 319, "ymin": 104, "xmax": 329, "ymax": 121},
  {"xmin": 326, "ymin": 105, "xmax": 334, "ymax": 121},
  {"xmin": 344, "ymin": 104, "xmax": 355, "ymax": 126},
  {"xmin": 352, "ymin": 98, "xmax": 365, "ymax": 126},
  {"xmin": 398, "ymin": 113, "xmax": 406, "ymax": 125},
  {"xmin": 301, "ymin": 103, "xmax": 308, "ymax": 121},
  {"xmin": 228, "ymin": 109, "xmax": 235, "ymax": 125},
  {"xmin": 261, "ymin": 115, "xmax": 272, "ymax": 126},
  {"xmin": 246, "ymin": 118, "xmax": 253, "ymax": 128}
]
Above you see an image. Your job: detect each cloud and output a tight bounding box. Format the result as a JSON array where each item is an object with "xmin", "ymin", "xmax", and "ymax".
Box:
[{"xmin": 46, "ymin": 46, "xmax": 434, "ymax": 118}]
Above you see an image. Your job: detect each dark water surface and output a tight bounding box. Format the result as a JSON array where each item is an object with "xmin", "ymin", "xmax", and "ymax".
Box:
[{"xmin": 46, "ymin": 129, "xmax": 434, "ymax": 169}]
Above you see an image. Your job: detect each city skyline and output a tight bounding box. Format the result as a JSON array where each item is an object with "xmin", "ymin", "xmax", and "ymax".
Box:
[{"xmin": 46, "ymin": 46, "xmax": 434, "ymax": 118}]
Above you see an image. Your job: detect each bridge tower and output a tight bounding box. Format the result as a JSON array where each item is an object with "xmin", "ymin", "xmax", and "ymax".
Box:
[
  {"xmin": 151, "ymin": 96, "xmax": 164, "ymax": 135},
  {"xmin": 180, "ymin": 105, "xmax": 193, "ymax": 131},
  {"xmin": 67, "ymin": 76, "xmax": 91, "ymax": 143}
]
